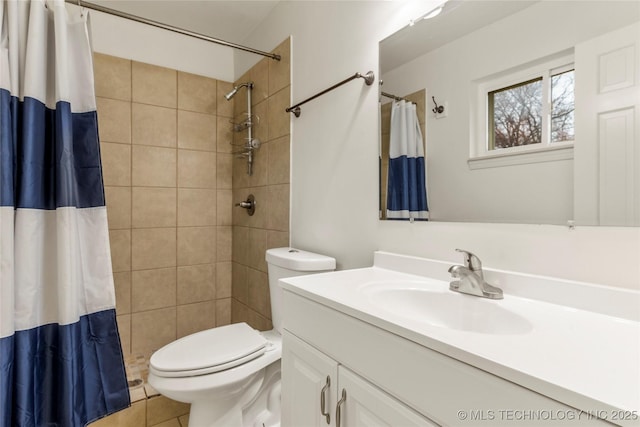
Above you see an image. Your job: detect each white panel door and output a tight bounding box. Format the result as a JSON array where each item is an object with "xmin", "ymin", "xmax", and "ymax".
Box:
[
  {"xmin": 574, "ymin": 22, "xmax": 640, "ymax": 225},
  {"xmin": 282, "ymin": 330, "xmax": 339, "ymax": 427},
  {"xmin": 336, "ymin": 366, "xmax": 438, "ymax": 427}
]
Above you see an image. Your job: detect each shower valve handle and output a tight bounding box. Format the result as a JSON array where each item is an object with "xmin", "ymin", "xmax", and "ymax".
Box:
[{"xmin": 235, "ymin": 194, "xmax": 256, "ymax": 216}]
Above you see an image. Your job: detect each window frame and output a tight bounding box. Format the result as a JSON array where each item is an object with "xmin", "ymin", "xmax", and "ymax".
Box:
[{"xmin": 470, "ymin": 53, "xmax": 575, "ymax": 169}]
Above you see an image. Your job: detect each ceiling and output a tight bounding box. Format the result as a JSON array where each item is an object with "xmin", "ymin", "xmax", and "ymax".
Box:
[
  {"xmin": 380, "ymin": 0, "xmax": 538, "ymax": 73},
  {"xmin": 87, "ymin": 0, "xmax": 280, "ymax": 44}
]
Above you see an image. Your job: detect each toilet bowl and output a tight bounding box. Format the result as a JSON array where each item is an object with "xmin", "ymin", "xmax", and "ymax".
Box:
[{"xmin": 148, "ymin": 248, "xmax": 336, "ymax": 427}]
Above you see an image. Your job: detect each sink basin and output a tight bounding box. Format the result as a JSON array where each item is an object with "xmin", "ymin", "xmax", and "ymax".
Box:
[{"xmin": 362, "ymin": 281, "xmax": 533, "ymax": 335}]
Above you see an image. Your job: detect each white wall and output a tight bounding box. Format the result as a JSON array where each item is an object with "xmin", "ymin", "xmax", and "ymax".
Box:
[
  {"xmin": 240, "ymin": 0, "xmax": 640, "ymax": 291},
  {"xmin": 69, "ymin": 3, "xmax": 235, "ymax": 81}
]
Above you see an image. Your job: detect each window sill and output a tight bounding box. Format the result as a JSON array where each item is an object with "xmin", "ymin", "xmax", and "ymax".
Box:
[{"xmin": 467, "ymin": 145, "xmax": 573, "ymax": 170}]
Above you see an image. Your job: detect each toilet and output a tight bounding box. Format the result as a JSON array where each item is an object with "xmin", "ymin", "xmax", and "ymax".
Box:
[{"xmin": 147, "ymin": 247, "xmax": 336, "ymax": 427}]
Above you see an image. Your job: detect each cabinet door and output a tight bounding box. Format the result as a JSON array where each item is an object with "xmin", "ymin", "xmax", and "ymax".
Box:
[
  {"xmin": 282, "ymin": 330, "xmax": 339, "ymax": 427},
  {"xmin": 337, "ymin": 367, "xmax": 438, "ymax": 427}
]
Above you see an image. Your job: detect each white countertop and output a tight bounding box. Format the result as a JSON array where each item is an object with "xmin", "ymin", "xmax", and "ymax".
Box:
[{"xmin": 280, "ymin": 253, "xmax": 640, "ymax": 418}]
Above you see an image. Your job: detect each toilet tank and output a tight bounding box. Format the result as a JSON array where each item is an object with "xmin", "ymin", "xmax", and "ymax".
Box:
[{"xmin": 266, "ymin": 247, "xmax": 336, "ymax": 333}]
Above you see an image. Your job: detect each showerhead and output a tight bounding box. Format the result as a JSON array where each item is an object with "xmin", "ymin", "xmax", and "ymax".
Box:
[
  {"xmin": 224, "ymin": 82, "xmax": 253, "ymax": 101},
  {"xmin": 224, "ymin": 87, "xmax": 239, "ymax": 101}
]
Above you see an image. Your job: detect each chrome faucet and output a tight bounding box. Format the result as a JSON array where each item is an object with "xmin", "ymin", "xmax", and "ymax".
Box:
[{"xmin": 448, "ymin": 249, "xmax": 503, "ymax": 299}]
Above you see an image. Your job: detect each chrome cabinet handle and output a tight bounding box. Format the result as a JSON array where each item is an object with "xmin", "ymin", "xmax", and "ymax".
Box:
[
  {"xmin": 336, "ymin": 389, "xmax": 347, "ymax": 427},
  {"xmin": 320, "ymin": 375, "xmax": 331, "ymax": 424}
]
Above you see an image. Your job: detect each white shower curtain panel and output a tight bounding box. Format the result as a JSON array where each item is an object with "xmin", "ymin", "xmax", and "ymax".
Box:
[{"xmin": 0, "ymin": 0, "xmax": 129, "ymax": 425}]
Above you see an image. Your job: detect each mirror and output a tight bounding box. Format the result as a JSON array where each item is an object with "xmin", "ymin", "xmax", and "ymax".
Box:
[{"xmin": 379, "ymin": 0, "xmax": 640, "ymax": 225}]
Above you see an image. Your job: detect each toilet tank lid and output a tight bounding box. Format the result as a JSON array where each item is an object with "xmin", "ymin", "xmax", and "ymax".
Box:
[{"xmin": 266, "ymin": 247, "xmax": 336, "ymax": 271}]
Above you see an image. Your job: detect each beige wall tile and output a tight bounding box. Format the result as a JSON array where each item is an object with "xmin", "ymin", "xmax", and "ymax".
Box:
[
  {"xmin": 147, "ymin": 396, "xmax": 190, "ymax": 427},
  {"xmin": 116, "ymin": 314, "xmax": 131, "ymax": 356},
  {"xmin": 132, "ymin": 62, "xmax": 177, "ymax": 108},
  {"xmin": 177, "ymin": 301, "xmax": 215, "ymax": 338},
  {"xmin": 177, "ymin": 111, "xmax": 216, "ymax": 152},
  {"xmin": 132, "ymin": 146, "xmax": 176, "ymax": 187},
  {"xmin": 94, "ymin": 53, "xmax": 132, "ymax": 102},
  {"xmin": 216, "ymin": 81, "xmax": 234, "ymax": 118},
  {"xmin": 246, "ymin": 308, "xmax": 272, "ymax": 331},
  {"xmin": 178, "ymin": 72, "xmax": 217, "ymax": 114},
  {"xmin": 216, "ymin": 116, "xmax": 234, "ymax": 154},
  {"xmin": 105, "ymin": 186, "xmax": 131, "ymax": 230},
  {"xmin": 267, "ymin": 136, "xmax": 290, "ymax": 185},
  {"xmin": 249, "ymin": 59, "xmax": 269, "ymax": 105},
  {"xmin": 266, "ymin": 184, "xmax": 289, "ymax": 232},
  {"xmin": 132, "ymin": 267, "xmax": 177, "ymax": 312},
  {"xmin": 132, "ymin": 187, "xmax": 176, "ymax": 228},
  {"xmin": 231, "ymin": 299, "xmax": 248, "ymax": 324},
  {"xmin": 266, "ymin": 231, "xmax": 289, "ymax": 251},
  {"xmin": 114, "ymin": 271, "xmax": 131, "ymax": 314},
  {"xmin": 267, "ymin": 87, "xmax": 290, "ymax": 141},
  {"xmin": 97, "ymin": 97, "xmax": 131, "ymax": 144},
  {"xmin": 215, "ymin": 261, "xmax": 232, "ymax": 299},
  {"xmin": 216, "ymin": 154, "xmax": 233, "ymax": 190},
  {"xmin": 177, "ymin": 189, "xmax": 216, "ymax": 226},
  {"xmin": 109, "ymin": 229, "xmax": 131, "ymax": 272},
  {"xmin": 246, "ymin": 228, "xmax": 268, "ymax": 272},
  {"xmin": 231, "ymin": 262, "xmax": 248, "ymax": 304},
  {"xmin": 216, "ymin": 190, "xmax": 232, "ymax": 226},
  {"xmin": 131, "ymin": 307, "xmax": 176, "ymax": 355},
  {"xmin": 178, "ymin": 150, "xmax": 215, "ymax": 189},
  {"xmin": 89, "ymin": 399, "xmax": 145, "ymax": 427},
  {"xmin": 251, "ymin": 100, "xmax": 268, "ymax": 145},
  {"xmin": 216, "ymin": 226, "xmax": 232, "ymax": 262},
  {"xmin": 132, "ymin": 228, "xmax": 177, "ymax": 270},
  {"xmin": 177, "ymin": 264, "xmax": 214, "ymax": 305},
  {"xmin": 232, "ymin": 155, "xmax": 249, "ymax": 190},
  {"xmin": 132, "ymin": 103, "xmax": 177, "ymax": 148},
  {"xmin": 232, "ymin": 226, "xmax": 248, "ymax": 265},
  {"xmin": 177, "ymin": 226, "xmax": 215, "ymax": 266},
  {"xmin": 150, "ymin": 418, "xmax": 181, "ymax": 427},
  {"xmin": 269, "ymin": 38, "xmax": 291, "ymax": 96},
  {"xmin": 101, "ymin": 142, "xmax": 131, "ymax": 187},
  {"xmin": 215, "ymin": 298, "xmax": 232, "ymax": 326},
  {"xmin": 247, "ymin": 268, "xmax": 270, "ymax": 319}
]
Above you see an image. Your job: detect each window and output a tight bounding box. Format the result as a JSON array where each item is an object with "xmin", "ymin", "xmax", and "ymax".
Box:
[{"xmin": 471, "ymin": 53, "xmax": 575, "ymax": 168}]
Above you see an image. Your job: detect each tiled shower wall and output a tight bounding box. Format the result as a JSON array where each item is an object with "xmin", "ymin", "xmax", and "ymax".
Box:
[
  {"xmin": 95, "ymin": 53, "xmax": 236, "ymax": 356},
  {"xmin": 231, "ymin": 38, "xmax": 291, "ymax": 329}
]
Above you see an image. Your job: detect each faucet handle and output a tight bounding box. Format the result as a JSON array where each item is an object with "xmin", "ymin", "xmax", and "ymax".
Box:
[{"xmin": 455, "ymin": 249, "xmax": 483, "ymax": 278}]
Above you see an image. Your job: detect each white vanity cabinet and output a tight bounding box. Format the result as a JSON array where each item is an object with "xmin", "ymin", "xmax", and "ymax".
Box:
[
  {"xmin": 282, "ymin": 330, "xmax": 436, "ymax": 427},
  {"xmin": 281, "ymin": 288, "xmax": 613, "ymax": 426}
]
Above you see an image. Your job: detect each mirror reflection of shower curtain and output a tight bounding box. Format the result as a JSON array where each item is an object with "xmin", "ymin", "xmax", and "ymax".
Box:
[{"xmin": 386, "ymin": 100, "xmax": 429, "ymax": 220}]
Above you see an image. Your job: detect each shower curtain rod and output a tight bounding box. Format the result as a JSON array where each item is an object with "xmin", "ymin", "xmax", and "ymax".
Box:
[
  {"xmin": 286, "ymin": 71, "xmax": 375, "ymax": 117},
  {"xmin": 381, "ymin": 91, "xmax": 416, "ymax": 104},
  {"xmin": 65, "ymin": 0, "xmax": 281, "ymax": 61}
]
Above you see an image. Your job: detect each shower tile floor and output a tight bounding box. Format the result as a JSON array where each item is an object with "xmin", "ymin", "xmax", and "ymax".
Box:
[{"xmin": 124, "ymin": 353, "xmax": 160, "ymax": 402}]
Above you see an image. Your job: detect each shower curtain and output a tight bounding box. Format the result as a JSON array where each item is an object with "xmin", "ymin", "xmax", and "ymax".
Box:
[
  {"xmin": 0, "ymin": 1, "xmax": 130, "ymax": 425},
  {"xmin": 387, "ymin": 100, "xmax": 429, "ymax": 220}
]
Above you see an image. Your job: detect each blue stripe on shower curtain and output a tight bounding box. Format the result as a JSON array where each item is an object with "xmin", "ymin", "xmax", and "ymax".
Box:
[
  {"xmin": 1, "ymin": 93, "xmax": 106, "ymax": 209},
  {"xmin": 387, "ymin": 100, "xmax": 429, "ymax": 220},
  {"xmin": 0, "ymin": 1, "xmax": 129, "ymax": 425}
]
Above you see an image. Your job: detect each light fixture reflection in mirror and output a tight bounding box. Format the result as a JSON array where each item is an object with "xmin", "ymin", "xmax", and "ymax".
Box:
[{"xmin": 379, "ymin": 0, "xmax": 640, "ymax": 226}]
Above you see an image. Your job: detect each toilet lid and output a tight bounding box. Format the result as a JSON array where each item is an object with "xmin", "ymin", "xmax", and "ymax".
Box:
[{"xmin": 150, "ymin": 323, "xmax": 268, "ymax": 377}]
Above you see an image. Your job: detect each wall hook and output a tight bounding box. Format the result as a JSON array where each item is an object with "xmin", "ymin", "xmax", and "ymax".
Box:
[{"xmin": 432, "ymin": 96, "xmax": 444, "ymax": 114}]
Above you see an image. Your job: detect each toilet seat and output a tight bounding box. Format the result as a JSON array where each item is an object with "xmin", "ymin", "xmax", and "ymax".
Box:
[{"xmin": 150, "ymin": 323, "xmax": 268, "ymax": 378}]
